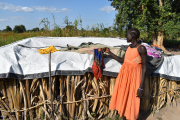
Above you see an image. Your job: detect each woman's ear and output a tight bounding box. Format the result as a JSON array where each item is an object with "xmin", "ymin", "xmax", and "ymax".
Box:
[{"xmin": 129, "ymin": 34, "xmax": 133, "ymax": 40}]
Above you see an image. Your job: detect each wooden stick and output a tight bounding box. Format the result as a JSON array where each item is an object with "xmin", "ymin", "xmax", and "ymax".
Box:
[
  {"xmin": 6, "ymin": 83, "xmax": 13, "ymax": 110},
  {"xmin": 71, "ymin": 76, "xmax": 75, "ymax": 120},
  {"xmin": 2, "ymin": 87, "xmax": 179, "ymax": 114},
  {"xmin": 60, "ymin": 75, "xmax": 66, "ymax": 119},
  {"xmin": 0, "ymin": 102, "xmax": 16, "ymax": 120},
  {"xmin": 19, "ymin": 79, "xmax": 27, "ymax": 120},
  {"xmin": 26, "ymin": 79, "xmax": 33, "ymax": 120},
  {"xmin": 108, "ymin": 77, "xmax": 116, "ymax": 118},
  {"xmin": 78, "ymin": 76, "xmax": 83, "ymax": 118},
  {"xmin": 66, "ymin": 75, "xmax": 70, "ymax": 119},
  {"xmin": 82, "ymin": 74, "xmax": 87, "ymax": 120},
  {"xmin": 104, "ymin": 76, "xmax": 109, "ymax": 114},
  {"xmin": 1, "ymin": 83, "xmax": 8, "ymax": 105},
  {"xmin": 10, "ymin": 79, "xmax": 19, "ymax": 120},
  {"xmin": 92, "ymin": 77, "xmax": 99, "ymax": 113},
  {"xmin": 39, "ymin": 79, "xmax": 47, "ymax": 120},
  {"xmin": 49, "ymin": 51, "xmax": 54, "ymax": 119},
  {"xmin": 152, "ymin": 77, "xmax": 158, "ymax": 115}
]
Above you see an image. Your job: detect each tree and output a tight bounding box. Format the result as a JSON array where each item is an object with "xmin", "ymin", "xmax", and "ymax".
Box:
[
  {"xmin": 5, "ymin": 26, "xmax": 12, "ymax": 32},
  {"xmin": 73, "ymin": 19, "xmax": 79, "ymax": 30},
  {"xmin": 13, "ymin": 25, "xmax": 26, "ymax": 33},
  {"xmin": 109, "ymin": 0, "xmax": 180, "ymax": 50},
  {"xmin": 19, "ymin": 25, "xmax": 26, "ymax": 32},
  {"xmin": 40, "ymin": 28, "xmax": 44, "ymax": 31},
  {"xmin": 31, "ymin": 27, "xmax": 39, "ymax": 32}
]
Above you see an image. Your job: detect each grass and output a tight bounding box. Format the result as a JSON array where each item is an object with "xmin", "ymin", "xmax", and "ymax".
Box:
[
  {"xmin": 0, "ymin": 31, "xmax": 44, "ymax": 46},
  {"xmin": 0, "ymin": 29, "xmax": 121, "ymax": 47},
  {"xmin": 0, "ymin": 26, "xmax": 179, "ymax": 48},
  {"xmin": 1, "ymin": 14, "xmax": 180, "ymax": 47}
]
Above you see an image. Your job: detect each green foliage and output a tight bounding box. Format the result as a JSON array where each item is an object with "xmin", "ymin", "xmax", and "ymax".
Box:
[
  {"xmin": 39, "ymin": 17, "xmax": 50, "ymax": 31},
  {"xmin": 5, "ymin": 26, "xmax": 12, "ymax": 32},
  {"xmin": 73, "ymin": 19, "xmax": 79, "ymax": 30},
  {"xmin": 65, "ymin": 25, "xmax": 74, "ymax": 30},
  {"xmin": 1, "ymin": 26, "xmax": 12, "ymax": 32},
  {"xmin": 19, "ymin": 25, "xmax": 26, "ymax": 32},
  {"xmin": 109, "ymin": 0, "xmax": 180, "ymax": 40},
  {"xmin": 40, "ymin": 28, "xmax": 45, "ymax": 31},
  {"xmin": 31, "ymin": 27, "xmax": 39, "ymax": 32},
  {"xmin": 13, "ymin": 25, "xmax": 26, "ymax": 33}
]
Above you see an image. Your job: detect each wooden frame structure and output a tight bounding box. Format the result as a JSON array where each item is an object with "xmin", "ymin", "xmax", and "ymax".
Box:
[{"xmin": 0, "ymin": 74, "xmax": 180, "ymax": 120}]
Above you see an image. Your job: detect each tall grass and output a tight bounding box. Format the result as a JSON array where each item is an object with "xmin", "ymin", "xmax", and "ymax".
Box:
[
  {"xmin": 0, "ymin": 29, "xmax": 121, "ymax": 47},
  {"xmin": 0, "ymin": 15, "xmax": 179, "ymax": 47}
]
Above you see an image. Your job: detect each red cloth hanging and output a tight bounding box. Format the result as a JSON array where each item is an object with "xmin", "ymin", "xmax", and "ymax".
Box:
[{"xmin": 92, "ymin": 48, "xmax": 105, "ymax": 80}]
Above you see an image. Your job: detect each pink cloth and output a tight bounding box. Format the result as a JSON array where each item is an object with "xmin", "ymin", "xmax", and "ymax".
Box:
[{"xmin": 142, "ymin": 43, "xmax": 162, "ymax": 58}]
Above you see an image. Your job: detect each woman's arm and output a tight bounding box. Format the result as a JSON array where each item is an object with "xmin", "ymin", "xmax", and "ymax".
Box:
[
  {"xmin": 137, "ymin": 45, "xmax": 147, "ymax": 96},
  {"xmin": 104, "ymin": 47, "xmax": 125, "ymax": 63}
]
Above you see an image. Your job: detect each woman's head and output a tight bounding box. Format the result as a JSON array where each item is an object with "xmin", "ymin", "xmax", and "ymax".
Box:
[{"xmin": 127, "ymin": 28, "xmax": 140, "ymax": 42}]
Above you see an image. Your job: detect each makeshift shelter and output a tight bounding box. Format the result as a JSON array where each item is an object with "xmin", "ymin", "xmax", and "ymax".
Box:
[{"xmin": 0, "ymin": 37, "xmax": 180, "ymax": 120}]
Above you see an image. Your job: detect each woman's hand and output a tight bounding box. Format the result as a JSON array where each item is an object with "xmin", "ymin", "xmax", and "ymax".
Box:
[
  {"xmin": 137, "ymin": 88, "xmax": 143, "ymax": 97},
  {"xmin": 103, "ymin": 47, "xmax": 110, "ymax": 53}
]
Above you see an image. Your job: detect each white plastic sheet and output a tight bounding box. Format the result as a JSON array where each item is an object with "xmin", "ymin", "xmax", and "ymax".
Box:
[{"xmin": 0, "ymin": 37, "xmax": 179, "ymax": 81}]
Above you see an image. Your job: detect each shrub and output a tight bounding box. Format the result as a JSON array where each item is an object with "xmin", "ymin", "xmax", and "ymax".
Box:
[
  {"xmin": 5, "ymin": 26, "xmax": 12, "ymax": 32},
  {"xmin": 31, "ymin": 27, "xmax": 39, "ymax": 32},
  {"xmin": 13, "ymin": 25, "xmax": 26, "ymax": 33}
]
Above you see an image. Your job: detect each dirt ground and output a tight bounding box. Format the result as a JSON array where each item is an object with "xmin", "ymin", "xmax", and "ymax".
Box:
[{"xmin": 139, "ymin": 98, "xmax": 180, "ymax": 120}]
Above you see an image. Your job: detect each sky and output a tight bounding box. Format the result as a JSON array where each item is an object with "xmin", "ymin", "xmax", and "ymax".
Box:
[{"xmin": 0, "ymin": 0, "xmax": 117, "ymax": 30}]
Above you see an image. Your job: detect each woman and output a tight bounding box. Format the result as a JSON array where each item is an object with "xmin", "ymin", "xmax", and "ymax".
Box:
[{"xmin": 104, "ymin": 28, "xmax": 147, "ymax": 120}]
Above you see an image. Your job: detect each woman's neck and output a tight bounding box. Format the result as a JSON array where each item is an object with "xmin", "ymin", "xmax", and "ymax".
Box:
[{"xmin": 131, "ymin": 39, "xmax": 139, "ymax": 48}]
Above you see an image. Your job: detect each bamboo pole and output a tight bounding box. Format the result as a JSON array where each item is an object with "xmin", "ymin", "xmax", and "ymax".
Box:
[{"xmin": 49, "ymin": 51, "xmax": 54, "ymax": 119}]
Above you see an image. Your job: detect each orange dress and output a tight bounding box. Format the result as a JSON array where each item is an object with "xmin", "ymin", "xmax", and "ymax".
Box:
[{"xmin": 109, "ymin": 45, "xmax": 142, "ymax": 120}]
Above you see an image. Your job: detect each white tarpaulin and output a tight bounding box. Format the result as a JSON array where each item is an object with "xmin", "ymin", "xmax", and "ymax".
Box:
[{"xmin": 0, "ymin": 37, "xmax": 180, "ymax": 81}]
